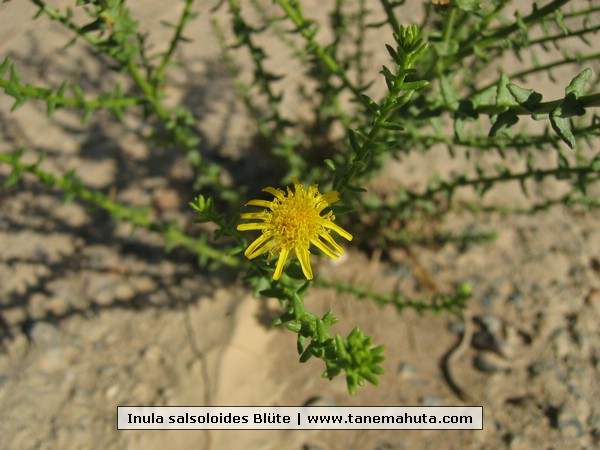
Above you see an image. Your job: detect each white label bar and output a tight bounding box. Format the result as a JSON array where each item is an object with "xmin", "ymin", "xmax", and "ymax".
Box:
[{"xmin": 117, "ymin": 406, "xmax": 483, "ymax": 430}]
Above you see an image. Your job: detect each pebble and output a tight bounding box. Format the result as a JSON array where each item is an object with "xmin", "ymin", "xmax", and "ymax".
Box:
[
  {"xmin": 153, "ymin": 188, "xmax": 180, "ymax": 210},
  {"xmin": 474, "ymin": 351, "xmax": 512, "ymax": 373},
  {"xmin": 106, "ymin": 385, "xmax": 119, "ymax": 399},
  {"xmin": 472, "ymin": 314, "xmax": 504, "ymax": 352},
  {"xmin": 301, "ymin": 444, "xmax": 326, "ymax": 450},
  {"xmin": 556, "ymin": 403, "xmax": 585, "ymax": 438},
  {"xmin": 420, "ymin": 396, "xmax": 440, "ymax": 406},
  {"xmin": 114, "ymin": 282, "xmax": 135, "ymax": 301},
  {"xmin": 143, "ymin": 345, "xmax": 165, "ymax": 364},
  {"xmin": 551, "ymin": 329, "xmax": 572, "ymax": 360},
  {"xmin": 2, "ymin": 307, "xmax": 27, "ymax": 327},
  {"xmin": 396, "ymin": 362, "xmax": 418, "ymax": 379},
  {"xmin": 303, "ymin": 396, "xmax": 338, "ymax": 407},
  {"xmin": 508, "ymin": 435, "xmax": 535, "ymax": 450},
  {"xmin": 472, "ymin": 314, "xmax": 524, "ymax": 359},
  {"xmin": 46, "ymin": 297, "xmax": 70, "ymax": 316},
  {"xmin": 447, "ymin": 319, "xmax": 465, "ymax": 336},
  {"xmin": 29, "ymin": 321, "xmax": 61, "ymax": 348},
  {"xmin": 28, "ymin": 293, "xmax": 50, "ymax": 320},
  {"xmin": 132, "ymin": 383, "xmax": 156, "ymax": 404}
]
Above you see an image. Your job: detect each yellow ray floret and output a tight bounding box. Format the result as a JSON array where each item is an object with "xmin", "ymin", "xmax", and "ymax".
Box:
[{"xmin": 236, "ymin": 178, "xmax": 353, "ymax": 280}]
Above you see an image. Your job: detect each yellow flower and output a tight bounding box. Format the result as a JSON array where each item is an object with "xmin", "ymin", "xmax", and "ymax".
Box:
[{"xmin": 237, "ymin": 178, "xmax": 353, "ymax": 280}]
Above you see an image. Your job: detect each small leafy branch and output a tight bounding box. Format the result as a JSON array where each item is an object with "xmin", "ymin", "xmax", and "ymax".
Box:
[
  {"xmin": 0, "ymin": 150, "xmax": 239, "ymax": 269},
  {"xmin": 1, "ymin": 0, "xmax": 599, "ymax": 394}
]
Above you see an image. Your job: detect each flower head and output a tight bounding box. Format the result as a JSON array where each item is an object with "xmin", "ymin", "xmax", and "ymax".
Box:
[{"xmin": 237, "ymin": 178, "xmax": 353, "ymax": 280}]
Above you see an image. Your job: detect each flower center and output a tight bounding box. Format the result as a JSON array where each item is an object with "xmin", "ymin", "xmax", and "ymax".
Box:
[{"xmin": 270, "ymin": 193, "xmax": 322, "ymax": 250}]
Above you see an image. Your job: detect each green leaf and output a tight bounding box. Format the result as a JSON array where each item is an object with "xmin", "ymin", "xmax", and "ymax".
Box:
[
  {"xmin": 285, "ymin": 321, "xmax": 302, "ymax": 333},
  {"xmin": 285, "ymin": 261, "xmax": 307, "ymax": 280},
  {"xmin": 259, "ymin": 288, "xmax": 287, "ymax": 299},
  {"xmin": 557, "ymin": 152, "xmax": 569, "ymax": 169},
  {"xmin": 330, "ymin": 204, "xmax": 354, "ymax": 215},
  {"xmin": 4, "ymin": 167, "xmax": 23, "ymax": 188},
  {"xmin": 440, "ymin": 75, "xmax": 459, "ymax": 111},
  {"xmin": 0, "ymin": 57, "xmax": 10, "ymax": 78},
  {"xmin": 348, "ymin": 129, "xmax": 361, "ymax": 154},
  {"xmin": 565, "ymin": 67, "xmax": 592, "ymax": 99},
  {"xmin": 359, "ymin": 94, "xmax": 380, "ymax": 113},
  {"xmin": 400, "ymin": 80, "xmax": 430, "ymax": 91},
  {"xmin": 496, "ymin": 73, "xmax": 513, "ymax": 108},
  {"xmin": 456, "ymin": 0, "xmax": 481, "ymax": 12},
  {"xmin": 345, "ymin": 184, "xmax": 367, "ymax": 192},
  {"xmin": 324, "ymin": 159, "xmax": 336, "ymax": 171},
  {"xmin": 385, "ymin": 44, "xmax": 400, "ymax": 64},
  {"xmin": 472, "ymin": 85, "xmax": 496, "ymax": 108},
  {"xmin": 550, "ymin": 106, "xmax": 576, "ymax": 149},
  {"xmin": 380, "ymin": 121, "xmax": 404, "ymax": 131},
  {"xmin": 507, "ymin": 83, "xmax": 543, "ymax": 111},
  {"xmin": 489, "ymin": 111, "xmax": 519, "ymax": 137},
  {"xmin": 380, "ymin": 65, "xmax": 396, "ymax": 90}
]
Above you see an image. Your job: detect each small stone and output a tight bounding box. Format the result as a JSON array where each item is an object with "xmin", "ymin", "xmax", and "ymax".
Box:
[
  {"xmin": 94, "ymin": 289, "xmax": 115, "ymax": 306},
  {"xmin": 584, "ymin": 289, "xmax": 600, "ymax": 314},
  {"xmin": 472, "ymin": 314, "xmax": 504, "ymax": 352},
  {"xmin": 153, "ymin": 188, "xmax": 180, "ymax": 210},
  {"xmin": 396, "ymin": 362, "xmax": 418, "ymax": 378},
  {"xmin": 28, "ymin": 293, "xmax": 49, "ymax": 320},
  {"xmin": 114, "ymin": 282, "xmax": 135, "ymax": 301},
  {"xmin": 46, "ymin": 297, "xmax": 70, "ymax": 316},
  {"xmin": 29, "ymin": 321, "xmax": 61, "ymax": 348},
  {"xmin": 302, "ymin": 444, "xmax": 326, "ymax": 450},
  {"xmin": 2, "ymin": 307, "xmax": 27, "ymax": 327},
  {"xmin": 508, "ymin": 435, "xmax": 535, "ymax": 450},
  {"xmin": 551, "ymin": 329, "xmax": 572, "ymax": 360},
  {"xmin": 303, "ymin": 396, "xmax": 338, "ymax": 407},
  {"xmin": 474, "ymin": 351, "xmax": 512, "ymax": 373},
  {"xmin": 144, "ymin": 346, "xmax": 164, "ymax": 364},
  {"xmin": 106, "ymin": 385, "xmax": 119, "ymax": 399},
  {"xmin": 420, "ymin": 396, "xmax": 440, "ymax": 406},
  {"xmin": 133, "ymin": 383, "xmax": 156, "ymax": 404},
  {"xmin": 448, "ymin": 319, "xmax": 465, "ymax": 336},
  {"xmin": 558, "ymin": 417, "xmax": 585, "ymax": 439}
]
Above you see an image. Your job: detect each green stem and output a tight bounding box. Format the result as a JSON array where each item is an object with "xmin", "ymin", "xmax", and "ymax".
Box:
[
  {"xmin": 444, "ymin": 0, "xmax": 571, "ymax": 69},
  {"xmin": 527, "ymin": 24, "xmax": 600, "ymax": 47},
  {"xmin": 0, "ymin": 152, "xmax": 240, "ymax": 268},
  {"xmin": 478, "ymin": 92, "xmax": 600, "ymax": 116},
  {"xmin": 563, "ymin": 5, "xmax": 600, "ymax": 19},
  {"xmin": 441, "ymin": 5, "xmax": 458, "ymax": 47},
  {"xmin": 405, "ymin": 123, "xmax": 600, "ymax": 150},
  {"xmin": 418, "ymin": 92, "xmax": 600, "ymax": 119},
  {"xmin": 126, "ymin": 60, "xmax": 169, "ymax": 118},
  {"xmin": 30, "ymin": 0, "xmax": 102, "ymax": 47},
  {"xmin": 0, "ymin": 77, "xmax": 140, "ymax": 111},
  {"xmin": 379, "ymin": 0, "xmax": 400, "ymax": 35},
  {"xmin": 334, "ymin": 38, "xmax": 428, "ymax": 193},
  {"xmin": 274, "ymin": 0, "xmax": 367, "ymax": 108},
  {"xmin": 414, "ymin": 164, "xmax": 599, "ymax": 200},
  {"xmin": 473, "ymin": 51, "xmax": 600, "ymax": 95},
  {"xmin": 155, "ymin": 0, "xmax": 197, "ymax": 86}
]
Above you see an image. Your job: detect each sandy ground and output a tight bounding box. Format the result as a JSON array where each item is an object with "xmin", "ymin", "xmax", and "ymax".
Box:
[{"xmin": 1, "ymin": 1, "xmax": 600, "ymax": 449}]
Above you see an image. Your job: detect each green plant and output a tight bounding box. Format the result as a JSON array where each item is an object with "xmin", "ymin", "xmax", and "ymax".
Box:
[{"xmin": 1, "ymin": 0, "xmax": 598, "ymax": 394}]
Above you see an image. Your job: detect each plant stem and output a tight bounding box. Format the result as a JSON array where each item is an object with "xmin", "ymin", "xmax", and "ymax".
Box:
[
  {"xmin": 155, "ymin": 0, "xmax": 197, "ymax": 86},
  {"xmin": 274, "ymin": 0, "xmax": 367, "ymax": 108},
  {"xmin": 473, "ymin": 51, "xmax": 600, "ymax": 95},
  {"xmin": 444, "ymin": 0, "xmax": 571, "ymax": 69},
  {"xmin": 30, "ymin": 0, "xmax": 102, "ymax": 47},
  {"xmin": 0, "ymin": 152, "xmax": 240, "ymax": 268},
  {"xmin": 414, "ymin": 164, "xmax": 600, "ymax": 199},
  {"xmin": 379, "ymin": 0, "xmax": 401, "ymax": 35},
  {"xmin": 0, "ymin": 78, "xmax": 140, "ymax": 111}
]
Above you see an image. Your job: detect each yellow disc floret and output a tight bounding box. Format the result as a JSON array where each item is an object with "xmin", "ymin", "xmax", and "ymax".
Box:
[{"xmin": 237, "ymin": 178, "xmax": 353, "ymax": 280}]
